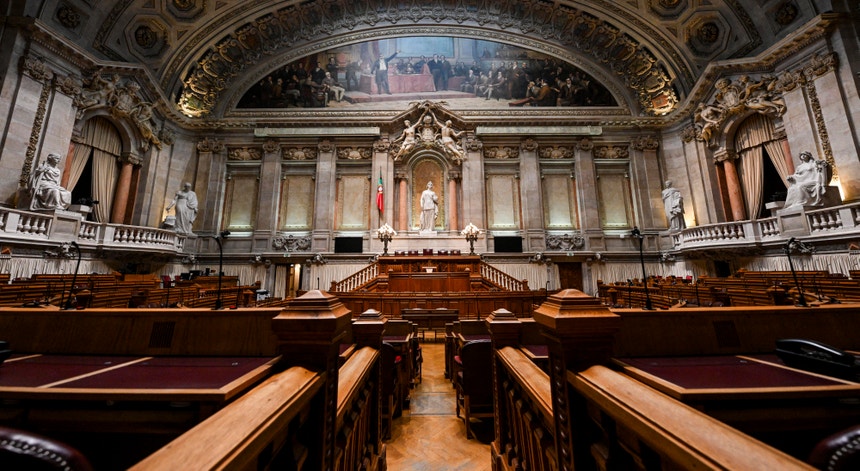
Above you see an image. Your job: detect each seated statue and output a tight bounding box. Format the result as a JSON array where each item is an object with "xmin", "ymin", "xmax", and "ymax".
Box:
[
  {"xmin": 29, "ymin": 153, "xmax": 72, "ymax": 211},
  {"xmin": 784, "ymin": 151, "xmax": 830, "ymax": 208}
]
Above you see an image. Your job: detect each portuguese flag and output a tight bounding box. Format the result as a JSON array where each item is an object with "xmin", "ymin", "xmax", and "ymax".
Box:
[{"xmin": 376, "ymin": 170, "xmax": 384, "ymax": 212}]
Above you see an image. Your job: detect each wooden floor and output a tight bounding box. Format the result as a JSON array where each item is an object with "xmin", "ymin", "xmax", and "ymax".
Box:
[{"xmin": 386, "ymin": 342, "xmax": 493, "ymax": 470}]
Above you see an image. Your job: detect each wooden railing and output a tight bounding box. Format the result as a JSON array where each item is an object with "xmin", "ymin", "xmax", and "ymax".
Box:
[
  {"xmin": 331, "ymin": 262, "xmax": 378, "ymax": 292},
  {"xmin": 480, "ymin": 262, "xmax": 528, "ymax": 291},
  {"xmin": 130, "ymin": 367, "xmax": 324, "ymax": 470},
  {"xmin": 486, "ymin": 290, "xmax": 823, "ymax": 470}
]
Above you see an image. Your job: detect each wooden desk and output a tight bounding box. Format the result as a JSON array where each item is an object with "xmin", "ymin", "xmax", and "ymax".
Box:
[
  {"xmin": 402, "ymin": 308, "xmax": 459, "ymax": 341},
  {"xmin": 614, "ymin": 354, "xmax": 860, "ymax": 454},
  {"xmin": 0, "ymin": 353, "xmax": 278, "ymax": 429}
]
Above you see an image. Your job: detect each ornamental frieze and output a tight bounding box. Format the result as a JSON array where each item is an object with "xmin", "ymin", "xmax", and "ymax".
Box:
[
  {"xmin": 594, "ymin": 145, "xmax": 629, "ymax": 159},
  {"xmin": 337, "ymin": 147, "xmax": 372, "ymax": 160},
  {"xmin": 228, "ymin": 147, "xmax": 261, "ymax": 161},
  {"xmin": 285, "ymin": 147, "xmax": 317, "ymax": 160},
  {"xmin": 484, "ymin": 146, "xmax": 519, "ymax": 160},
  {"xmin": 546, "ymin": 233, "xmax": 585, "ymax": 251},
  {"xmin": 539, "ymin": 146, "xmax": 574, "ymax": 160},
  {"xmin": 273, "ymin": 234, "xmax": 312, "ymax": 252}
]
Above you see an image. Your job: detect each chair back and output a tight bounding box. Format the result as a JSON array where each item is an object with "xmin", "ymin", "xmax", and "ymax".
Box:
[
  {"xmin": 459, "ymin": 339, "xmax": 493, "ymax": 403},
  {"xmin": 0, "ymin": 426, "xmax": 94, "ymax": 471},
  {"xmin": 380, "ymin": 342, "xmax": 400, "ymax": 396}
]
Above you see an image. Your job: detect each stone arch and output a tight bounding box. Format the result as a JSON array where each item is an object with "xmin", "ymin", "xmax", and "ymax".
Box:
[{"xmin": 173, "ymin": 1, "xmax": 684, "ymax": 118}]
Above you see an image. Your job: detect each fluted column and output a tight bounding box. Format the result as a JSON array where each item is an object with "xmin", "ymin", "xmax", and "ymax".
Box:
[
  {"xmin": 714, "ymin": 149, "xmax": 745, "ymax": 221},
  {"xmin": 447, "ymin": 169, "xmax": 460, "ymax": 231},
  {"xmin": 396, "ymin": 172, "xmax": 408, "ymax": 231}
]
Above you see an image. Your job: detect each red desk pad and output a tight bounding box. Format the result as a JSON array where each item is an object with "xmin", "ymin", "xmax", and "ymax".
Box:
[
  {"xmin": 0, "ymin": 355, "xmax": 136, "ymax": 387},
  {"xmin": 614, "ymin": 355, "xmax": 860, "ymax": 402},
  {"xmin": 60, "ymin": 356, "xmax": 275, "ymax": 389},
  {"xmin": 0, "ymin": 355, "xmax": 276, "ymax": 391}
]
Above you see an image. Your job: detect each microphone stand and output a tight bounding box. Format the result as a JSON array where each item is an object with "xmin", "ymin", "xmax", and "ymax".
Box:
[
  {"xmin": 64, "ymin": 241, "xmax": 81, "ymax": 310},
  {"xmin": 213, "ymin": 230, "xmax": 230, "ymax": 310}
]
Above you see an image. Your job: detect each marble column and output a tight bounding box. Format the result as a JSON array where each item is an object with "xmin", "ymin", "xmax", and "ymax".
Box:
[
  {"xmin": 715, "ymin": 149, "xmax": 745, "ymax": 221},
  {"xmin": 312, "ymin": 141, "xmax": 337, "ymax": 251},
  {"xmin": 255, "ymin": 141, "xmax": 282, "ymax": 235},
  {"xmin": 396, "ymin": 172, "xmax": 408, "ymax": 231},
  {"xmin": 110, "ymin": 153, "xmax": 139, "ymax": 224},
  {"xmin": 447, "ymin": 169, "xmax": 460, "ymax": 231}
]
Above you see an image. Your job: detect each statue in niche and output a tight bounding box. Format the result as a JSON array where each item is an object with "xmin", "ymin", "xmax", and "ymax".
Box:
[
  {"xmin": 166, "ymin": 182, "xmax": 199, "ymax": 235},
  {"xmin": 29, "ymin": 153, "xmax": 72, "ymax": 210},
  {"xmin": 419, "ymin": 181, "xmax": 438, "ymax": 232},
  {"xmin": 661, "ymin": 180, "xmax": 685, "ymax": 231},
  {"xmin": 784, "ymin": 151, "xmax": 830, "ymax": 208}
]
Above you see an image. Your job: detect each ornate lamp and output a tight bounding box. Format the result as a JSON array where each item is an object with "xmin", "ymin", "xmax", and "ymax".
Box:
[
  {"xmin": 376, "ymin": 223, "xmax": 396, "ymax": 256},
  {"xmin": 461, "ymin": 222, "xmax": 483, "ymax": 255}
]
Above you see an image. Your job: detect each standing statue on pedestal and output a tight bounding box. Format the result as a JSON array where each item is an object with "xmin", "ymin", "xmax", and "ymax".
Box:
[
  {"xmin": 166, "ymin": 182, "xmax": 198, "ymax": 235},
  {"xmin": 784, "ymin": 151, "xmax": 829, "ymax": 208},
  {"xmin": 661, "ymin": 180, "xmax": 685, "ymax": 231},
  {"xmin": 29, "ymin": 153, "xmax": 72, "ymax": 210},
  {"xmin": 419, "ymin": 181, "xmax": 438, "ymax": 232}
]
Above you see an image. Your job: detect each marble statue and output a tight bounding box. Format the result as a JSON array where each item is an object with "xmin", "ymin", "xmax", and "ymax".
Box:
[
  {"xmin": 419, "ymin": 181, "xmax": 438, "ymax": 232},
  {"xmin": 784, "ymin": 151, "xmax": 829, "ymax": 208},
  {"xmin": 29, "ymin": 153, "xmax": 72, "ymax": 210},
  {"xmin": 661, "ymin": 180, "xmax": 685, "ymax": 231},
  {"xmin": 166, "ymin": 182, "xmax": 199, "ymax": 235}
]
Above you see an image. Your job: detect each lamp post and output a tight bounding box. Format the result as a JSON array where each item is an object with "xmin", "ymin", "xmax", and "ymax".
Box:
[
  {"xmin": 213, "ymin": 230, "xmax": 230, "ymax": 310},
  {"xmin": 631, "ymin": 227, "xmax": 653, "ymax": 310},
  {"xmin": 785, "ymin": 237, "xmax": 810, "ymax": 307},
  {"xmin": 461, "ymin": 222, "xmax": 482, "ymax": 255},
  {"xmin": 376, "ymin": 223, "xmax": 396, "ymax": 256}
]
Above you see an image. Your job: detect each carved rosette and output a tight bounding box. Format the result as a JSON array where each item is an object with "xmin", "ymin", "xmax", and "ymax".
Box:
[
  {"xmin": 337, "ymin": 147, "xmax": 372, "ymax": 160},
  {"xmin": 539, "ymin": 146, "xmax": 575, "ymax": 160},
  {"xmin": 285, "ymin": 147, "xmax": 317, "ymax": 160},
  {"xmin": 228, "ymin": 147, "xmax": 262, "ymax": 161}
]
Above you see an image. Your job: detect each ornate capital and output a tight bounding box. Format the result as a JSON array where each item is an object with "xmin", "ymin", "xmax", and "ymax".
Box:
[
  {"xmin": 197, "ymin": 137, "xmax": 224, "ymax": 152},
  {"xmin": 20, "ymin": 55, "xmax": 53, "ymax": 83},
  {"xmin": 521, "ymin": 138, "xmax": 539, "ymax": 152},
  {"xmin": 318, "ymin": 139, "xmax": 334, "ymax": 153},
  {"xmin": 262, "ymin": 139, "xmax": 280, "ymax": 154},
  {"xmin": 577, "ymin": 138, "xmax": 594, "ymax": 151},
  {"xmin": 803, "ymin": 51, "xmax": 838, "ymax": 80},
  {"xmin": 374, "ymin": 138, "xmax": 390, "ymax": 153},
  {"xmin": 712, "ymin": 148, "xmax": 737, "ymax": 163}
]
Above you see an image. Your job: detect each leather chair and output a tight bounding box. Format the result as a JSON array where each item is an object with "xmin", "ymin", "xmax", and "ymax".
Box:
[
  {"xmin": 0, "ymin": 426, "xmax": 94, "ymax": 471},
  {"xmin": 808, "ymin": 424, "xmax": 860, "ymax": 470},
  {"xmin": 380, "ymin": 342, "xmax": 402, "ymax": 439},
  {"xmin": 454, "ymin": 339, "xmax": 494, "ymax": 439}
]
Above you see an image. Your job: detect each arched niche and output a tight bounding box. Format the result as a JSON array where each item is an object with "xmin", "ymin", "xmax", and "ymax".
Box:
[{"xmin": 408, "ymin": 151, "xmax": 450, "ymax": 231}]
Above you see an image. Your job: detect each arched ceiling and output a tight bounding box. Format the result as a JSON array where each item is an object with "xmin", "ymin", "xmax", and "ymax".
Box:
[{"xmin": 29, "ymin": 0, "xmax": 821, "ymax": 120}]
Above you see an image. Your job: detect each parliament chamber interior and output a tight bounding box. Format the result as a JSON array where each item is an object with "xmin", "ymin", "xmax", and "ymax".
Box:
[{"xmin": 3, "ymin": 1, "xmax": 860, "ymax": 470}]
